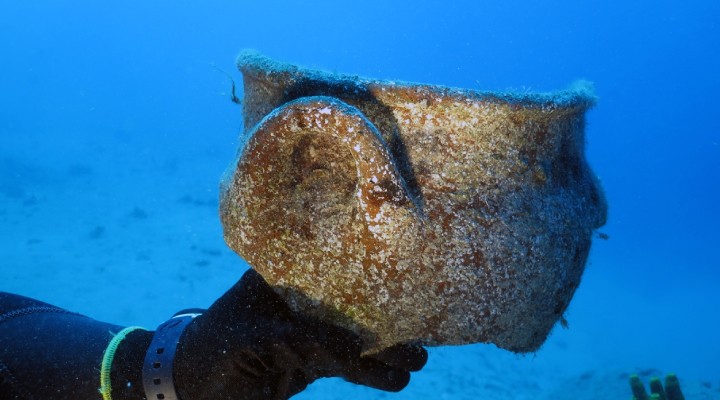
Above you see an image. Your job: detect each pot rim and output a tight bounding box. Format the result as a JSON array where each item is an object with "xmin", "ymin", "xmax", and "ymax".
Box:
[{"xmin": 236, "ymin": 49, "xmax": 597, "ymax": 112}]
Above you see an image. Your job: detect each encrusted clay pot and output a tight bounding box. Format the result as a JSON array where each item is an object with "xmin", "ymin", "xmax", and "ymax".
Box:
[{"xmin": 220, "ymin": 51, "xmax": 607, "ymax": 354}]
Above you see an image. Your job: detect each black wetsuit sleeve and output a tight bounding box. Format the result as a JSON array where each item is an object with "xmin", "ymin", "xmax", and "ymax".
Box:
[{"xmin": 0, "ymin": 292, "xmax": 153, "ymax": 400}]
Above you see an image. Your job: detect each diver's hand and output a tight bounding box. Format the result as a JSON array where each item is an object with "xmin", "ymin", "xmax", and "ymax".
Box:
[{"xmin": 173, "ymin": 269, "xmax": 427, "ymax": 400}]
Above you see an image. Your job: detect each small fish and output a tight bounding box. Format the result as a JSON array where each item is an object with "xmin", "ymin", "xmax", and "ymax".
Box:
[
  {"xmin": 212, "ymin": 63, "xmax": 241, "ymax": 105},
  {"xmin": 559, "ymin": 315, "xmax": 569, "ymax": 329}
]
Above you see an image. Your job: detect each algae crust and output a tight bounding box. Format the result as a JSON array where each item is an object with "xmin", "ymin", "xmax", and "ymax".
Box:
[{"xmin": 220, "ymin": 51, "xmax": 607, "ymax": 353}]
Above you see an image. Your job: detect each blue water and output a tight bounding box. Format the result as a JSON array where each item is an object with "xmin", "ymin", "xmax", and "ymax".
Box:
[{"xmin": 1, "ymin": 1, "xmax": 718, "ymax": 398}]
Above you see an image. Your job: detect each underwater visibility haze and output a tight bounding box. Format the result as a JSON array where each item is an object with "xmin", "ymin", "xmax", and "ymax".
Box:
[{"xmin": 1, "ymin": 1, "xmax": 718, "ymax": 399}]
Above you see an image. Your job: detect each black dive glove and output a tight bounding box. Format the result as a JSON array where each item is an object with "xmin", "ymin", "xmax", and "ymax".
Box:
[{"xmin": 172, "ymin": 269, "xmax": 428, "ymax": 399}]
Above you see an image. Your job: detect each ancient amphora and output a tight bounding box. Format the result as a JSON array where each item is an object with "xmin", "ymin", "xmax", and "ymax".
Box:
[{"xmin": 220, "ymin": 51, "xmax": 607, "ymax": 354}]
